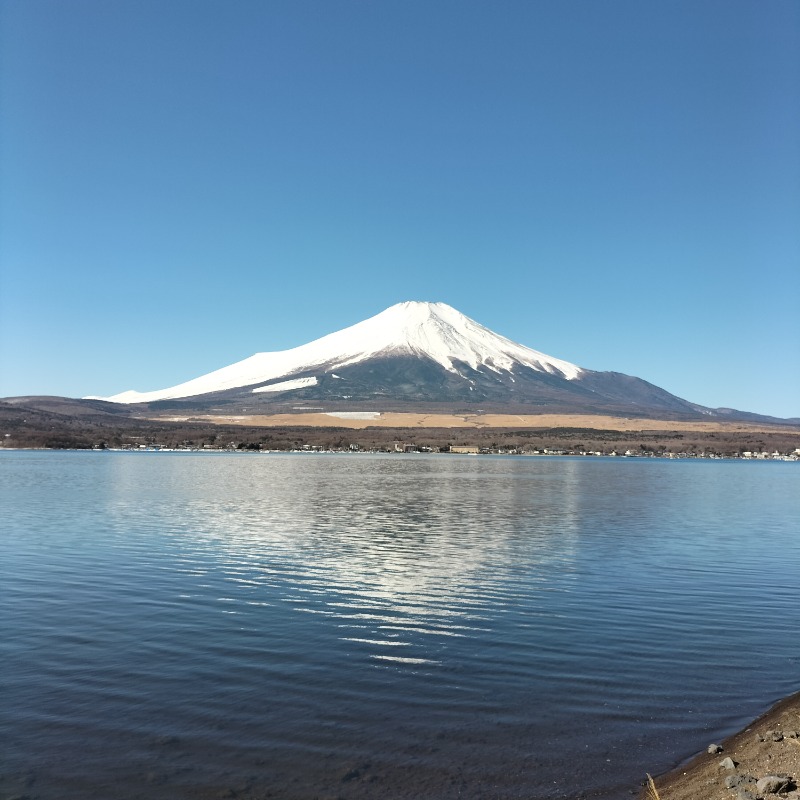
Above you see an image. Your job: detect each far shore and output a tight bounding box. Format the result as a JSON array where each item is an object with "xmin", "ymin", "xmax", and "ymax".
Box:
[{"xmin": 5, "ymin": 399, "xmax": 799, "ymax": 457}]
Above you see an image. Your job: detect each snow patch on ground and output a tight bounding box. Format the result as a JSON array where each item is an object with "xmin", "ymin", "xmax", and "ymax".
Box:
[
  {"xmin": 324, "ymin": 411, "xmax": 382, "ymax": 420},
  {"xmin": 252, "ymin": 376, "xmax": 318, "ymax": 393}
]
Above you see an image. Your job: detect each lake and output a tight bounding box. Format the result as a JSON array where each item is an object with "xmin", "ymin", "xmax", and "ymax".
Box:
[{"xmin": 1, "ymin": 451, "xmax": 798, "ymax": 800}]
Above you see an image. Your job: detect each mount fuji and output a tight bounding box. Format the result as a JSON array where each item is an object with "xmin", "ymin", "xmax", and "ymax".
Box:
[{"xmin": 86, "ymin": 301, "xmax": 746, "ymax": 420}]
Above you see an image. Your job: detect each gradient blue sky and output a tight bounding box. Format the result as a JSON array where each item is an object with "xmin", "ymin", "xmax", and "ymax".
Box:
[{"xmin": 2, "ymin": 0, "xmax": 798, "ymax": 417}]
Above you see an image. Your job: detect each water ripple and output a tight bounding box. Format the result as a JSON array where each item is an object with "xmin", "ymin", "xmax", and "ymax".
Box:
[{"xmin": 1, "ymin": 452, "xmax": 798, "ymax": 800}]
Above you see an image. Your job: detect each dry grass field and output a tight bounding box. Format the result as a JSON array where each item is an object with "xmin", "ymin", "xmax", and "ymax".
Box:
[{"xmin": 159, "ymin": 410, "xmax": 797, "ymax": 434}]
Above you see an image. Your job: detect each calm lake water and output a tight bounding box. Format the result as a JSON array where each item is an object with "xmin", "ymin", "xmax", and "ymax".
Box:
[{"xmin": 1, "ymin": 451, "xmax": 799, "ymax": 800}]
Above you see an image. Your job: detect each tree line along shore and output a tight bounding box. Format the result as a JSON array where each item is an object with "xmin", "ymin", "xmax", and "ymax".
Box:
[{"xmin": 3, "ymin": 419, "xmax": 800, "ymax": 460}]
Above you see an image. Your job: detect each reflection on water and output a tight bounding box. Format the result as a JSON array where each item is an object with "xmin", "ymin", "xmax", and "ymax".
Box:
[
  {"xmin": 182, "ymin": 456, "xmax": 583, "ymax": 666},
  {"xmin": 1, "ymin": 452, "xmax": 799, "ymax": 800},
  {"xmin": 101, "ymin": 455, "xmax": 587, "ymax": 670}
]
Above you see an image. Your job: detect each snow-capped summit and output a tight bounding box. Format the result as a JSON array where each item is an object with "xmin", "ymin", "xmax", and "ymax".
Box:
[
  {"xmin": 93, "ymin": 301, "xmax": 583, "ymax": 404},
  {"xmin": 358, "ymin": 301, "xmax": 583, "ymax": 379}
]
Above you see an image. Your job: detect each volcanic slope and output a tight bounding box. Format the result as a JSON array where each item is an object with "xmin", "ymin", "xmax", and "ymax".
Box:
[{"xmin": 87, "ymin": 301, "xmax": 775, "ymax": 421}]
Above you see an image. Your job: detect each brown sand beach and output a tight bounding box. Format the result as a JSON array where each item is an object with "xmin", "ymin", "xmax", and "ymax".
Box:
[{"xmin": 642, "ymin": 691, "xmax": 800, "ymax": 800}]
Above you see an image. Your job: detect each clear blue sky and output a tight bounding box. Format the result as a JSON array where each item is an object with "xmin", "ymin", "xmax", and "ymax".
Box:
[{"xmin": 1, "ymin": 0, "xmax": 798, "ymax": 418}]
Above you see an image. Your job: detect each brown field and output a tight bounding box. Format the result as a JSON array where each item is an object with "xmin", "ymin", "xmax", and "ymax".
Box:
[{"xmin": 156, "ymin": 411, "xmax": 797, "ymax": 434}]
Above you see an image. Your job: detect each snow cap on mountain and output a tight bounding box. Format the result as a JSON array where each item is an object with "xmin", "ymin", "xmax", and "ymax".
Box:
[{"xmin": 91, "ymin": 301, "xmax": 583, "ymax": 403}]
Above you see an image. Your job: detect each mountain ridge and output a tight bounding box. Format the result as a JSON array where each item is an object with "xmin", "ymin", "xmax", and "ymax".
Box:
[{"xmin": 74, "ymin": 301, "xmax": 791, "ymax": 424}]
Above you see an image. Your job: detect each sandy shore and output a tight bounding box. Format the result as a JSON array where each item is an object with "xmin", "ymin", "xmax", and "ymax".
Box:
[{"xmin": 642, "ymin": 692, "xmax": 800, "ymax": 800}]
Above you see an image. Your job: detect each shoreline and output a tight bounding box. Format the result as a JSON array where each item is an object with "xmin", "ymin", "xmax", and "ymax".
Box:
[{"xmin": 642, "ymin": 691, "xmax": 800, "ymax": 800}]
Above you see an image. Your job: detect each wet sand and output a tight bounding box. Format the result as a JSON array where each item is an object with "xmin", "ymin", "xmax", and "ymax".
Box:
[{"xmin": 642, "ymin": 692, "xmax": 800, "ymax": 800}]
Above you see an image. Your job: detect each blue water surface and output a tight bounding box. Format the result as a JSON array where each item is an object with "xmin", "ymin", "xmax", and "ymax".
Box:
[{"xmin": 1, "ymin": 451, "xmax": 798, "ymax": 800}]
